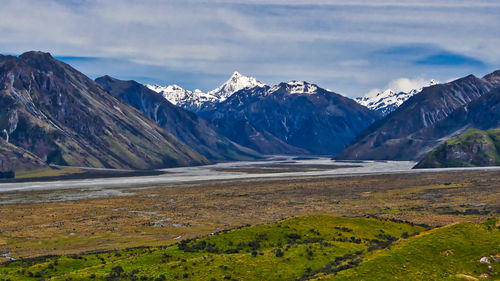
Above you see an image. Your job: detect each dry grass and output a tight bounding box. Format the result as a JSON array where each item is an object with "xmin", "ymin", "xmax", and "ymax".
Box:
[
  {"xmin": 0, "ymin": 170, "xmax": 498, "ymax": 258},
  {"xmin": 14, "ymin": 167, "xmax": 84, "ymax": 179}
]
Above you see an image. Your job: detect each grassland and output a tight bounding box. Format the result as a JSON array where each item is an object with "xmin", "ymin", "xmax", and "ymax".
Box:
[
  {"xmin": 1, "ymin": 166, "xmax": 164, "ymax": 183},
  {"xmin": 0, "ymin": 216, "xmax": 497, "ymax": 281},
  {"xmin": 0, "ymin": 216, "xmax": 426, "ymax": 280},
  {"xmin": 319, "ymin": 219, "xmax": 500, "ymax": 280},
  {"xmin": 0, "ymin": 170, "xmax": 498, "ymax": 280}
]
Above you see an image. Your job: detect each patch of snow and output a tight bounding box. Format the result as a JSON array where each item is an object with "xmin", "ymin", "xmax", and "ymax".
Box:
[{"xmin": 269, "ymin": 81, "xmax": 319, "ymax": 95}]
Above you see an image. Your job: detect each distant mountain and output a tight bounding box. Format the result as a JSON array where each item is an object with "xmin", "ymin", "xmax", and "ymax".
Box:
[
  {"xmin": 207, "ymin": 71, "xmax": 266, "ymax": 101},
  {"xmin": 200, "ymin": 81, "xmax": 380, "ymax": 155},
  {"xmin": 355, "ymin": 80, "xmax": 438, "ymax": 116},
  {"xmin": 411, "ymin": 76, "xmax": 500, "ymax": 151},
  {"xmin": 147, "ymin": 71, "xmax": 265, "ymax": 112},
  {"xmin": 0, "ymin": 51, "xmax": 208, "ymax": 170},
  {"xmin": 146, "ymin": 84, "xmax": 218, "ymax": 113},
  {"xmin": 336, "ymin": 70, "xmax": 500, "ymax": 160},
  {"xmin": 96, "ymin": 75, "xmax": 260, "ymax": 161},
  {"xmin": 415, "ymin": 129, "xmax": 500, "ymax": 168}
]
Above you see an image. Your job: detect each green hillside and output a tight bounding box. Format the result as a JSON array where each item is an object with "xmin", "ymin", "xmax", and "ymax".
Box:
[
  {"xmin": 0, "ymin": 216, "xmax": 497, "ymax": 280},
  {"xmin": 415, "ymin": 129, "xmax": 500, "ymax": 168},
  {"xmin": 0, "ymin": 216, "xmax": 426, "ymax": 280},
  {"xmin": 2, "ymin": 215, "xmax": 498, "ymax": 281},
  {"xmin": 318, "ymin": 220, "xmax": 500, "ymax": 280}
]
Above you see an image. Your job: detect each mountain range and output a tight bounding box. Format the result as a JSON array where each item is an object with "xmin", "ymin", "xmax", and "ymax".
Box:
[
  {"xmin": 147, "ymin": 71, "xmax": 265, "ymax": 112},
  {"xmin": 355, "ymin": 80, "xmax": 438, "ymax": 116},
  {"xmin": 336, "ymin": 71, "xmax": 500, "ymax": 161},
  {"xmin": 147, "ymin": 72, "xmax": 380, "ymax": 155},
  {"xmin": 198, "ymin": 81, "xmax": 380, "ymax": 155},
  {"xmin": 95, "ymin": 75, "xmax": 259, "ymax": 161},
  {"xmin": 2, "ymin": 50, "xmax": 500, "ymax": 173}
]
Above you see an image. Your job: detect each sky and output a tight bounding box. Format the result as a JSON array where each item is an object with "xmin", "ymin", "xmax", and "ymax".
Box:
[{"xmin": 1, "ymin": 0, "xmax": 499, "ymax": 98}]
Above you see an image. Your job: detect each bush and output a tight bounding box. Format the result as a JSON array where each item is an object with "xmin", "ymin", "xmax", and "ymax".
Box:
[
  {"xmin": 275, "ymin": 249, "xmax": 284, "ymax": 257},
  {"xmin": 248, "ymin": 240, "xmax": 260, "ymax": 250},
  {"xmin": 155, "ymin": 275, "xmax": 166, "ymax": 281},
  {"xmin": 286, "ymin": 233, "xmax": 301, "ymax": 240}
]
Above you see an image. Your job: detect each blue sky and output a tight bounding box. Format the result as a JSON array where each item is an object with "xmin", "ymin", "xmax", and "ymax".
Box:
[{"xmin": 1, "ymin": 0, "xmax": 499, "ymax": 97}]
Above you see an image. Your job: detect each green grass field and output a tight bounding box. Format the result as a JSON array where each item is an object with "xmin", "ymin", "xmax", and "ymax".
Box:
[{"xmin": 0, "ymin": 216, "xmax": 497, "ymax": 281}]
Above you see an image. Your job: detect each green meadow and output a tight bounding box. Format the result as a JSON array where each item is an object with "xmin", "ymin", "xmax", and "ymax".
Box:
[{"xmin": 0, "ymin": 216, "xmax": 497, "ymax": 281}]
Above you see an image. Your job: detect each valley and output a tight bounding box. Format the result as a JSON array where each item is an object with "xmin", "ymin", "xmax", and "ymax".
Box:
[
  {"xmin": 0, "ymin": 165, "xmax": 498, "ymax": 280},
  {"xmin": 1, "ymin": 1, "xmax": 500, "ymax": 279},
  {"xmin": 0, "ymin": 52, "xmax": 500, "ymax": 280}
]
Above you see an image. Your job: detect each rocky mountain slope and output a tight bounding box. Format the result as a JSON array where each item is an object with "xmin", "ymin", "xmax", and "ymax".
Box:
[
  {"xmin": 355, "ymin": 80, "xmax": 437, "ymax": 116},
  {"xmin": 199, "ymin": 81, "xmax": 380, "ymax": 155},
  {"xmin": 147, "ymin": 71, "xmax": 265, "ymax": 112},
  {"xmin": 0, "ymin": 52, "xmax": 208, "ymax": 170},
  {"xmin": 0, "ymin": 139, "xmax": 48, "ymax": 175},
  {"xmin": 415, "ymin": 129, "xmax": 500, "ymax": 168},
  {"xmin": 96, "ymin": 75, "xmax": 260, "ymax": 161},
  {"xmin": 336, "ymin": 70, "xmax": 500, "ymax": 160}
]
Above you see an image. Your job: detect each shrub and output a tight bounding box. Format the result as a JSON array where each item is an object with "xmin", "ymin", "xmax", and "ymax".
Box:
[
  {"xmin": 275, "ymin": 249, "xmax": 284, "ymax": 257},
  {"xmin": 286, "ymin": 233, "xmax": 301, "ymax": 240}
]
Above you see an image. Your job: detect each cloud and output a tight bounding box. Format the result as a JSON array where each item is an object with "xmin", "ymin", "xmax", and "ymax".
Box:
[
  {"xmin": 0, "ymin": 0, "xmax": 498, "ymax": 96},
  {"xmin": 364, "ymin": 77, "xmax": 437, "ymax": 98},
  {"xmin": 387, "ymin": 78, "xmax": 433, "ymax": 93}
]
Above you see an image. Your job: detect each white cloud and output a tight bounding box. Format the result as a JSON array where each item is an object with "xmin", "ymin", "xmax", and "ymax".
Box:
[
  {"xmin": 364, "ymin": 77, "xmax": 437, "ymax": 98},
  {"xmin": 387, "ymin": 78, "xmax": 429, "ymax": 93},
  {"xmin": 0, "ymin": 0, "xmax": 497, "ymax": 96}
]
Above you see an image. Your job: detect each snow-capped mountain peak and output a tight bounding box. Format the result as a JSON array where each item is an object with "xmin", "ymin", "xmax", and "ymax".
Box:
[
  {"xmin": 208, "ymin": 71, "xmax": 266, "ymax": 101},
  {"xmin": 356, "ymin": 79, "xmax": 438, "ymax": 116},
  {"xmin": 146, "ymin": 71, "xmax": 265, "ymax": 112}
]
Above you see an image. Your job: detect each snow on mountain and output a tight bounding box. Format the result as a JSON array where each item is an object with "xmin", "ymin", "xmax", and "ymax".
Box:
[
  {"xmin": 208, "ymin": 71, "xmax": 266, "ymax": 100},
  {"xmin": 146, "ymin": 84, "xmax": 218, "ymax": 112},
  {"xmin": 356, "ymin": 79, "xmax": 438, "ymax": 116},
  {"xmin": 269, "ymin": 81, "xmax": 319, "ymax": 95},
  {"xmin": 147, "ymin": 71, "xmax": 265, "ymax": 112}
]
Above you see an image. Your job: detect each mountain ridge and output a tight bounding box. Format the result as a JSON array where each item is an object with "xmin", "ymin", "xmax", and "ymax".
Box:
[
  {"xmin": 355, "ymin": 79, "xmax": 438, "ymax": 116},
  {"xmin": 96, "ymin": 75, "xmax": 261, "ymax": 161},
  {"xmin": 0, "ymin": 51, "xmax": 208, "ymax": 170},
  {"xmin": 147, "ymin": 71, "xmax": 265, "ymax": 112},
  {"xmin": 199, "ymin": 81, "xmax": 381, "ymax": 155},
  {"xmin": 336, "ymin": 70, "xmax": 500, "ymax": 160}
]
